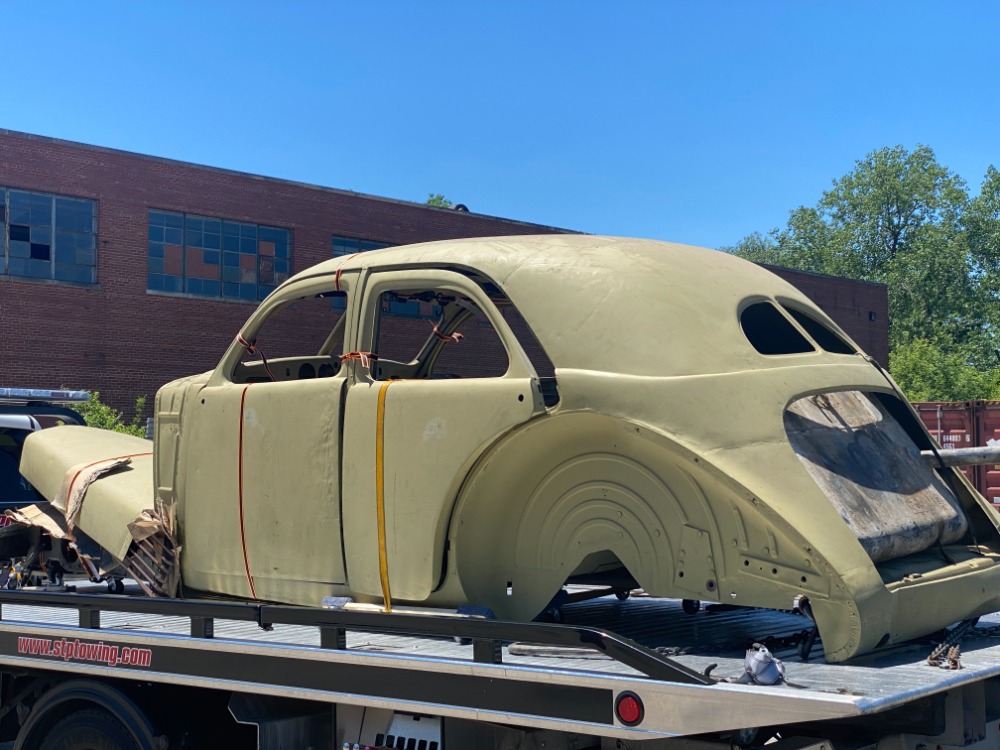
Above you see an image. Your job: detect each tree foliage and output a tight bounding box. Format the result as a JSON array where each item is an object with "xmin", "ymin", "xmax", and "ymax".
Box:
[
  {"xmin": 71, "ymin": 392, "xmax": 148, "ymax": 438},
  {"xmin": 425, "ymin": 193, "xmax": 453, "ymax": 208},
  {"xmin": 889, "ymin": 338, "xmax": 1000, "ymax": 402},
  {"xmin": 725, "ymin": 145, "xmax": 1000, "ymax": 400}
]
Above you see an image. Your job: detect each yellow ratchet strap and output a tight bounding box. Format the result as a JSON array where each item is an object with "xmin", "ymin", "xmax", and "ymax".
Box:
[{"xmin": 375, "ymin": 380, "xmax": 394, "ymax": 612}]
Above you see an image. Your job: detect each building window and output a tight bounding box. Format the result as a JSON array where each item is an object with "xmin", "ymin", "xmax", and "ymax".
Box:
[
  {"xmin": 332, "ymin": 235, "xmax": 391, "ymax": 257},
  {"xmin": 1, "ymin": 188, "xmax": 97, "ymax": 284},
  {"xmin": 330, "ymin": 235, "xmax": 392, "ymax": 308},
  {"xmin": 148, "ymin": 210, "xmax": 290, "ymax": 301}
]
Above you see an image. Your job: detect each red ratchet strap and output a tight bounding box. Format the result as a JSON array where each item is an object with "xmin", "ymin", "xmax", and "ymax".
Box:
[
  {"xmin": 236, "ymin": 333, "xmax": 276, "ymax": 382},
  {"xmin": 335, "ymin": 253, "xmax": 359, "ymax": 291},
  {"xmin": 431, "ymin": 322, "xmax": 464, "ymax": 344},
  {"xmin": 342, "ymin": 351, "xmax": 379, "ymax": 370}
]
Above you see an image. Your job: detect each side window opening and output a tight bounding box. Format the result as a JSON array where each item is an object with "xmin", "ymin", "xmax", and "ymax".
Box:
[
  {"xmin": 232, "ymin": 290, "xmax": 348, "ymax": 384},
  {"xmin": 740, "ymin": 301, "xmax": 815, "ymax": 355},
  {"xmin": 782, "ymin": 305, "xmax": 855, "ymax": 355},
  {"xmin": 372, "ymin": 289, "xmax": 509, "ymax": 380}
]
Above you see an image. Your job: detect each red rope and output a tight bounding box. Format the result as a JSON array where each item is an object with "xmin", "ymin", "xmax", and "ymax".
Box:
[
  {"xmin": 430, "ymin": 322, "xmax": 464, "ymax": 344},
  {"xmin": 335, "ymin": 253, "xmax": 359, "ymax": 291},
  {"xmin": 236, "ymin": 333, "xmax": 276, "ymax": 382},
  {"xmin": 341, "ymin": 351, "xmax": 379, "ymax": 370},
  {"xmin": 238, "ymin": 384, "xmax": 258, "ymax": 600}
]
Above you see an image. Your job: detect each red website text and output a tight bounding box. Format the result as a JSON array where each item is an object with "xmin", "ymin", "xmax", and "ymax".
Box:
[{"xmin": 17, "ymin": 636, "xmax": 152, "ymax": 668}]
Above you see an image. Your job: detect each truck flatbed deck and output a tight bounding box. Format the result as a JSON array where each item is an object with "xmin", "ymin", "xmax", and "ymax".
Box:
[{"xmin": 0, "ymin": 585, "xmax": 998, "ymax": 744}]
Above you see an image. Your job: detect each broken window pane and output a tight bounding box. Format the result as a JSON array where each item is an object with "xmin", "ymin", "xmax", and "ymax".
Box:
[{"xmin": 3, "ymin": 189, "xmax": 96, "ymax": 284}]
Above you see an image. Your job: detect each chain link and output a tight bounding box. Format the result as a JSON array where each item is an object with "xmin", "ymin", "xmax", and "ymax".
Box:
[{"xmin": 927, "ymin": 618, "xmax": 980, "ymax": 669}]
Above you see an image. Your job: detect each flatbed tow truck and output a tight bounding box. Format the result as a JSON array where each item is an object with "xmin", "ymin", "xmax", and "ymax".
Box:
[
  {"xmin": 9, "ymin": 239, "xmax": 1000, "ymax": 749},
  {"xmin": 1, "ymin": 583, "xmax": 1000, "ymax": 749}
]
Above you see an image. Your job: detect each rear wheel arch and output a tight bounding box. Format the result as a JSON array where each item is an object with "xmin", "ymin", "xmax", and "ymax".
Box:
[{"xmin": 450, "ymin": 412, "xmax": 724, "ymax": 619}]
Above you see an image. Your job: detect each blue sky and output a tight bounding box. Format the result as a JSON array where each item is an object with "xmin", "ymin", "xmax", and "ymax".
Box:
[{"xmin": 4, "ymin": 2, "xmax": 999, "ymax": 249}]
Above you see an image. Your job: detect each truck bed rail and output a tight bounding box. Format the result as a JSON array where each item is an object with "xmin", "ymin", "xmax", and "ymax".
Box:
[
  {"xmin": 0, "ymin": 589, "xmax": 708, "ymax": 684},
  {"xmin": 5, "ymin": 587, "xmax": 999, "ymax": 739}
]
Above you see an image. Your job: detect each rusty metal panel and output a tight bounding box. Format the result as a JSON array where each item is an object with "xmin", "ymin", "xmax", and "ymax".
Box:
[
  {"xmin": 976, "ymin": 402, "xmax": 1000, "ymax": 506},
  {"xmin": 913, "ymin": 401, "xmax": 979, "ymax": 490}
]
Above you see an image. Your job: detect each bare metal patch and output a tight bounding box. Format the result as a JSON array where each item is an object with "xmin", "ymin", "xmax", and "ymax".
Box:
[{"xmin": 785, "ymin": 391, "xmax": 967, "ymax": 563}]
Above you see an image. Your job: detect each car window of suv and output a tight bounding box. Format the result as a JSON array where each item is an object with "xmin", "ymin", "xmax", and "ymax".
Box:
[{"xmin": 0, "ymin": 431, "xmax": 42, "ymax": 505}]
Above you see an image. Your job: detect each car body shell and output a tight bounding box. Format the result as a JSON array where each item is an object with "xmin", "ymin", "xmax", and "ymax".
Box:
[{"xmin": 20, "ymin": 236, "xmax": 1000, "ymax": 662}]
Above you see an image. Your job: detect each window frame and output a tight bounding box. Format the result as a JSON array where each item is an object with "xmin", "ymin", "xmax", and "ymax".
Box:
[
  {"xmin": 356, "ymin": 269, "xmax": 538, "ymax": 383},
  {"xmin": 1, "ymin": 187, "xmax": 98, "ymax": 285},
  {"xmin": 213, "ymin": 272, "xmax": 358, "ymax": 388},
  {"xmin": 147, "ymin": 209, "xmax": 291, "ymax": 302},
  {"xmin": 332, "ymin": 235, "xmax": 391, "ymax": 258},
  {"xmin": 738, "ymin": 298, "xmax": 817, "ymax": 357},
  {"xmin": 777, "ymin": 298, "xmax": 857, "ymax": 355}
]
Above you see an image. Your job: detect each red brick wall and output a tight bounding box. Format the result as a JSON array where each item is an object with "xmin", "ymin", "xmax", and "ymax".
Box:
[
  {"xmin": 0, "ymin": 129, "xmax": 888, "ymax": 415},
  {"xmin": 0, "ymin": 130, "xmax": 568, "ymax": 414}
]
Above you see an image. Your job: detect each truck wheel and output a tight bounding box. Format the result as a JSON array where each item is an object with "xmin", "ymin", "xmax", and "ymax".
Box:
[{"xmin": 40, "ymin": 708, "xmax": 141, "ymax": 750}]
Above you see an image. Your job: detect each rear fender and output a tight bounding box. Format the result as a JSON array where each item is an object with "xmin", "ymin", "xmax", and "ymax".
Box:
[{"xmin": 450, "ymin": 412, "xmax": 731, "ymax": 620}]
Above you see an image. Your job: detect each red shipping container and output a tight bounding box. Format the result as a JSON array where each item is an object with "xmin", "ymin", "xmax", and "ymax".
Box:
[
  {"xmin": 913, "ymin": 401, "xmax": 980, "ymax": 490},
  {"xmin": 976, "ymin": 402, "xmax": 1000, "ymax": 506}
]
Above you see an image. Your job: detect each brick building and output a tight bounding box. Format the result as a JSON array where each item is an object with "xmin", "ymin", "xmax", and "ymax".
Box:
[{"xmin": 0, "ymin": 129, "xmax": 888, "ymax": 413}]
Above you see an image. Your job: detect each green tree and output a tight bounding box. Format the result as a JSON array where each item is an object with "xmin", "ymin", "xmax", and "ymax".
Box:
[
  {"xmin": 724, "ymin": 145, "xmax": 1000, "ymax": 400},
  {"xmin": 966, "ymin": 166, "xmax": 1000, "ymax": 337},
  {"xmin": 71, "ymin": 392, "xmax": 148, "ymax": 438},
  {"xmin": 425, "ymin": 193, "xmax": 453, "ymax": 208},
  {"xmin": 814, "ymin": 145, "xmax": 967, "ymax": 280},
  {"xmin": 889, "ymin": 338, "xmax": 1000, "ymax": 401}
]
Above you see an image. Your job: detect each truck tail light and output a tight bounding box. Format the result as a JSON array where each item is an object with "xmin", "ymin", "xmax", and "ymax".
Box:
[{"xmin": 615, "ymin": 691, "xmax": 644, "ymax": 726}]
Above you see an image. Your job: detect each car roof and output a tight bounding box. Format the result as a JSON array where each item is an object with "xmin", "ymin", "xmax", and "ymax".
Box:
[
  {"xmin": 296, "ymin": 235, "xmax": 853, "ymax": 377},
  {"xmin": 0, "ymin": 415, "xmax": 41, "ymax": 431}
]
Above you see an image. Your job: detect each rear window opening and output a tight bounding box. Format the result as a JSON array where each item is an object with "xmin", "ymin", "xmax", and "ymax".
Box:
[
  {"xmin": 785, "ymin": 390, "xmax": 968, "ymax": 565},
  {"xmin": 782, "ymin": 306, "xmax": 855, "ymax": 354},
  {"xmin": 740, "ymin": 302, "xmax": 814, "ymax": 355}
]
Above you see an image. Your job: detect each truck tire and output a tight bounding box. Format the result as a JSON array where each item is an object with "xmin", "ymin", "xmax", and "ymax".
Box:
[{"xmin": 40, "ymin": 709, "xmax": 141, "ymax": 750}]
